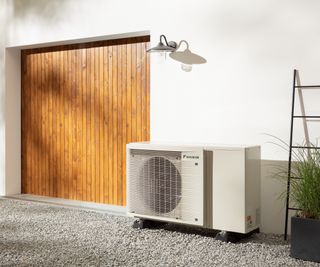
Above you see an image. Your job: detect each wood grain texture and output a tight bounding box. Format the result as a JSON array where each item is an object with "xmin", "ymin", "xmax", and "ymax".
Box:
[{"xmin": 21, "ymin": 36, "xmax": 150, "ymax": 205}]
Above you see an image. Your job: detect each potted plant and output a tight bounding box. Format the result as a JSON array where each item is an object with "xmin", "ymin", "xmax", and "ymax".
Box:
[{"xmin": 288, "ymin": 145, "xmax": 320, "ymax": 262}]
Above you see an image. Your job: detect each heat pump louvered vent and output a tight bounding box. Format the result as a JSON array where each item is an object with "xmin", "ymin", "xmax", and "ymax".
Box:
[
  {"xmin": 139, "ymin": 155, "xmax": 182, "ymax": 214},
  {"xmin": 127, "ymin": 148, "xmax": 204, "ymax": 226}
]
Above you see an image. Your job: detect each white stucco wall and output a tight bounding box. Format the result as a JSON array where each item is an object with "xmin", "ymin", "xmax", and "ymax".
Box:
[
  {"xmin": 0, "ymin": 0, "xmax": 8, "ymax": 196},
  {"xmin": 1, "ymin": 0, "xmax": 320, "ymax": 234}
]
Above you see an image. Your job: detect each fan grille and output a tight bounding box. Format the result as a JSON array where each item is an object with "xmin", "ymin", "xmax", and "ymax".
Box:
[
  {"xmin": 128, "ymin": 150, "xmax": 183, "ymax": 219},
  {"xmin": 140, "ymin": 156, "xmax": 182, "ymax": 214}
]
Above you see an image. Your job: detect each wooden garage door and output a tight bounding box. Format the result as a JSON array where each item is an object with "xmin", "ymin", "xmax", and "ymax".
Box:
[{"xmin": 21, "ymin": 36, "xmax": 150, "ymax": 206}]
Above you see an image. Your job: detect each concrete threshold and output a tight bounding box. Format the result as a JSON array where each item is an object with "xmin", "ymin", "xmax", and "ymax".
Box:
[{"xmin": 4, "ymin": 194, "xmax": 126, "ymax": 216}]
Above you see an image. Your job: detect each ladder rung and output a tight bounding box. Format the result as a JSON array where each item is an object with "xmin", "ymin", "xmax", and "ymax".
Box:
[
  {"xmin": 295, "ymin": 85, "xmax": 320, "ymax": 89},
  {"xmin": 291, "ymin": 146, "xmax": 320, "ymax": 149},
  {"xmin": 288, "ymin": 207, "xmax": 302, "ymax": 211},
  {"xmin": 290, "ymin": 176, "xmax": 302, "ymax": 180},
  {"xmin": 293, "ymin": 115, "xmax": 320, "ymax": 118}
]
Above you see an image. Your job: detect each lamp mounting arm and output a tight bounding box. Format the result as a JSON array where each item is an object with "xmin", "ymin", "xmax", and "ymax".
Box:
[
  {"xmin": 160, "ymin": 34, "xmax": 169, "ymax": 46},
  {"xmin": 176, "ymin": 40, "xmax": 190, "ymax": 51},
  {"xmin": 160, "ymin": 34, "xmax": 177, "ymax": 49}
]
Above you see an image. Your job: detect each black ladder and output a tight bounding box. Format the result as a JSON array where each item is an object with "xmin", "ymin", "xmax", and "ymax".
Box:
[{"xmin": 284, "ymin": 69, "xmax": 320, "ymax": 240}]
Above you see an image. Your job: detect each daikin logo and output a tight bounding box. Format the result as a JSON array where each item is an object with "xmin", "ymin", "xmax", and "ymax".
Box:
[{"xmin": 183, "ymin": 155, "xmax": 199, "ymax": 159}]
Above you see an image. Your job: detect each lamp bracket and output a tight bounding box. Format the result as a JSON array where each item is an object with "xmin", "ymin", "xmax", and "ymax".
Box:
[
  {"xmin": 176, "ymin": 40, "xmax": 190, "ymax": 51},
  {"xmin": 160, "ymin": 34, "xmax": 177, "ymax": 49},
  {"xmin": 168, "ymin": 41, "xmax": 177, "ymax": 49}
]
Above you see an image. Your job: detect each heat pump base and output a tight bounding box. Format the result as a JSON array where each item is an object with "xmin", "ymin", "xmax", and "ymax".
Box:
[
  {"xmin": 132, "ymin": 218, "xmax": 167, "ymax": 229},
  {"xmin": 132, "ymin": 218, "xmax": 259, "ymax": 243},
  {"xmin": 215, "ymin": 228, "xmax": 260, "ymax": 243}
]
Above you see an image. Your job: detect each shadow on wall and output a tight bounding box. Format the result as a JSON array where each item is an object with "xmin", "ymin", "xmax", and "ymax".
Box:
[
  {"xmin": 261, "ymin": 159, "xmax": 291, "ymax": 235},
  {"xmin": 0, "ymin": 0, "xmax": 67, "ymax": 125},
  {"xmin": 0, "ymin": 1, "xmax": 9, "ymax": 126},
  {"xmin": 10, "ymin": 0, "xmax": 65, "ymax": 21},
  {"xmin": 21, "ymin": 49, "xmax": 97, "ymax": 200}
]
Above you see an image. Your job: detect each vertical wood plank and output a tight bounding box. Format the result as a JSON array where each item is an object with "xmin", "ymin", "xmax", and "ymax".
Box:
[
  {"xmin": 141, "ymin": 42, "xmax": 147, "ymax": 141},
  {"xmin": 126, "ymin": 44, "xmax": 132, "ymax": 143},
  {"xmin": 76, "ymin": 49, "xmax": 82, "ymax": 200},
  {"xmin": 71, "ymin": 48, "xmax": 77, "ymax": 200},
  {"xmin": 125, "ymin": 43, "xmax": 132, "ymax": 206},
  {"xmin": 94, "ymin": 47, "xmax": 100, "ymax": 203},
  {"xmin": 37, "ymin": 50, "xmax": 46, "ymax": 196},
  {"xmin": 112, "ymin": 44, "xmax": 118, "ymax": 205},
  {"xmin": 68, "ymin": 49, "xmax": 73, "ymax": 199},
  {"xmin": 136, "ymin": 43, "xmax": 142, "ymax": 142},
  {"xmin": 33, "ymin": 52, "xmax": 38, "ymax": 195},
  {"xmin": 81, "ymin": 48, "xmax": 87, "ymax": 202},
  {"xmin": 60, "ymin": 49, "xmax": 66, "ymax": 199},
  {"xmin": 99, "ymin": 47, "xmax": 104, "ymax": 203},
  {"xmin": 48, "ymin": 51, "xmax": 53, "ymax": 197},
  {"xmin": 43, "ymin": 50, "xmax": 48, "ymax": 196},
  {"xmin": 24, "ymin": 52, "xmax": 30, "ymax": 194},
  {"xmin": 90, "ymin": 47, "xmax": 95, "ymax": 202},
  {"xmin": 86, "ymin": 48, "xmax": 92, "ymax": 202},
  {"xmin": 117, "ymin": 45, "xmax": 122, "ymax": 205},
  {"xmin": 146, "ymin": 42, "xmax": 151, "ymax": 140},
  {"xmin": 102, "ymin": 47, "xmax": 109, "ymax": 203},
  {"xmin": 27, "ymin": 52, "xmax": 32, "ymax": 194},
  {"xmin": 62, "ymin": 50, "xmax": 71, "ymax": 198},
  {"xmin": 53, "ymin": 51, "xmax": 59, "ymax": 197},
  {"xmin": 108, "ymin": 44, "xmax": 113, "ymax": 204},
  {"xmin": 27, "ymin": 52, "xmax": 32, "ymax": 193},
  {"xmin": 31, "ymin": 54, "xmax": 36, "ymax": 195},
  {"xmin": 121, "ymin": 43, "xmax": 127, "ymax": 205}
]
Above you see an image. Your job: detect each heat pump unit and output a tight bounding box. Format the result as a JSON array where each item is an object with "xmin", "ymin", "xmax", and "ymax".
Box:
[{"xmin": 127, "ymin": 142, "xmax": 260, "ymax": 238}]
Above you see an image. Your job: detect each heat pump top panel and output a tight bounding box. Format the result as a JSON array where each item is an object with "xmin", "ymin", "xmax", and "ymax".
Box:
[{"xmin": 127, "ymin": 142, "xmax": 258, "ymax": 150}]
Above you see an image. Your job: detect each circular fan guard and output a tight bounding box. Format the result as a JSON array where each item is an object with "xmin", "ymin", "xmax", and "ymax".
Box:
[{"xmin": 139, "ymin": 156, "xmax": 182, "ymax": 214}]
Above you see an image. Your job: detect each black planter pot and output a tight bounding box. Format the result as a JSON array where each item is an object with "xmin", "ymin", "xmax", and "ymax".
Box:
[{"xmin": 291, "ymin": 216, "xmax": 320, "ymax": 263}]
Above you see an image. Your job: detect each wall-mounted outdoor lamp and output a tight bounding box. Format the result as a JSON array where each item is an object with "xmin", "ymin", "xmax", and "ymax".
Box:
[
  {"xmin": 147, "ymin": 34, "xmax": 206, "ymax": 72},
  {"xmin": 169, "ymin": 40, "xmax": 206, "ymax": 72},
  {"xmin": 147, "ymin": 34, "xmax": 177, "ymax": 53}
]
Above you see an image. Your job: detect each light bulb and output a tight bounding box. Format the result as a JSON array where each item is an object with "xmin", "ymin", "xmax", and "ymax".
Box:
[
  {"xmin": 181, "ymin": 63, "xmax": 192, "ymax": 72},
  {"xmin": 157, "ymin": 52, "xmax": 167, "ymax": 64}
]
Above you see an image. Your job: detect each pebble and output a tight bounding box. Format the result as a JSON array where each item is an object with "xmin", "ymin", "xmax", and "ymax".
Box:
[{"xmin": 0, "ymin": 198, "xmax": 319, "ymax": 266}]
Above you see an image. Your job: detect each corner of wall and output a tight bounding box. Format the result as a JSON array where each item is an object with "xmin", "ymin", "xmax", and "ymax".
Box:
[{"xmin": 4, "ymin": 47, "xmax": 21, "ymax": 195}]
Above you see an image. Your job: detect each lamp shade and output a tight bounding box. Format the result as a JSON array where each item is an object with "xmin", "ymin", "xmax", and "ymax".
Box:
[
  {"xmin": 169, "ymin": 49, "xmax": 206, "ymax": 65},
  {"xmin": 147, "ymin": 42, "xmax": 176, "ymax": 53}
]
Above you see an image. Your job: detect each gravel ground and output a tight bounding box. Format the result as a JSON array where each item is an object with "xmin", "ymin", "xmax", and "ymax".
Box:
[{"xmin": 0, "ymin": 198, "xmax": 319, "ymax": 267}]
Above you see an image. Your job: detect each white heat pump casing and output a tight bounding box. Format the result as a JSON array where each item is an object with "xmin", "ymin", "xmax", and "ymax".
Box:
[
  {"xmin": 208, "ymin": 146, "xmax": 261, "ymax": 234},
  {"xmin": 126, "ymin": 142, "xmax": 261, "ymax": 234},
  {"xmin": 127, "ymin": 143, "xmax": 204, "ymax": 226}
]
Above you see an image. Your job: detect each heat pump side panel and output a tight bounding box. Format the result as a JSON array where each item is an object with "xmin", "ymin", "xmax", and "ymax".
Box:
[
  {"xmin": 212, "ymin": 149, "xmax": 246, "ymax": 233},
  {"xmin": 245, "ymin": 147, "xmax": 261, "ymax": 233}
]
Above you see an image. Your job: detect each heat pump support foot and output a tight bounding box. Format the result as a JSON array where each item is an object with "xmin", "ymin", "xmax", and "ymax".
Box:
[
  {"xmin": 132, "ymin": 219, "xmax": 166, "ymax": 229},
  {"xmin": 215, "ymin": 228, "xmax": 259, "ymax": 243}
]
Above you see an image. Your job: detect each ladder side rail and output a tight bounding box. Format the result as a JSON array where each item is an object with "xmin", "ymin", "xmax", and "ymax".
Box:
[{"xmin": 284, "ymin": 69, "xmax": 297, "ymax": 240}]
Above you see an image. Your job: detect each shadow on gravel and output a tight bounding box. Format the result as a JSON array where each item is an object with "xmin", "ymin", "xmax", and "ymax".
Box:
[{"xmin": 134, "ymin": 222, "xmax": 290, "ymax": 246}]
